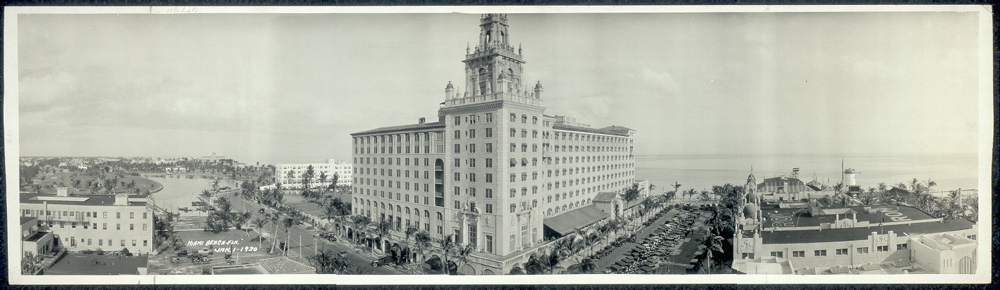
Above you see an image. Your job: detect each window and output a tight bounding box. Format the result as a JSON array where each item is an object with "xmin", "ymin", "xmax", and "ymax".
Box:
[
  {"xmin": 486, "ymin": 204, "xmax": 493, "ymax": 213},
  {"xmin": 486, "ymin": 235, "xmax": 493, "ymax": 254},
  {"xmin": 510, "ymin": 143, "xmax": 516, "ymax": 152},
  {"xmin": 116, "ymin": 224, "xmax": 121, "ymax": 230},
  {"xmin": 836, "ymin": 248, "xmax": 848, "ymax": 255},
  {"xmin": 814, "ymin": 250, "xmax": 827, "ymax": 256},
  {"xmin": 510, "ymin": 129, "xmax": 516, "ymax": 138},
  {"xmin": 792, "ymin": 251, "xmax": 805, "ymax": 257},
  {"xmin": 469, "ymin": 129, "xmax": 476, "ymax": 139},
  {"xmin": 455, "ymin": 201, "xmax": 461, "ymax": 209},
  {"xmin": 896, "ymin": 244, "xmax": 908, "ymax": 250},
  {"xmin": 116, "ymin": 212, "xmax": 121, "ymax": 219},
  {"xmin": 510, "ymin": 204, "xmax": 516, "ymax": 213},
  {"xmin": 521, "ymin": 115, "xmax": 527, "ymax": 123},
  {"xmin": 770, "ymin": 251, "xmax": 783, "ymax": 258},
  {"xmin": 103, "ymin": 223, "xmax": 107, "ymax": 230},
  {"xmin": 130, "ymin": 224, "xmax": 134, "ymax": 230},
  {"xmin": 741, "ymin": 253, "xmax": 754, "ymax": 259},
  {"xmin": 486, "ymin": 113, "xmax": 493, "ymax": 123},
  {"xmin": 532, "ymin": 116, "xmax": 538, "ymax": 124},
  {"xmin": 454, "ymin": 144, "xmax": 460, "ymax": 153},
  {"xmin": 454, "ymin": 116, "xmax": 461, "ymax": 125},
  {"xmin": 486, "ymin": 189, "xmax": 493, "ymax": 198},
  {"xmin": 454, "ymin": 130, "xmax": 461, "ymax": 139},
  {"xmin": 469, "ymin": 144, "xmax": 476, "ymax": 153},
  {"xmin": 877, "ymin": 246, "xmax": 889, "ymax": 252},
  {"xmin": 454, "ymin": 158, "xmax": 461, "ymax": 168},
  {"xmin": 857, "ymin": 247, "xmax": 869, "ymax": 254},
  {"xmin": 486, "ymin": 174, "xmax": 493, "ymax": 183},
  {"xmin": 486, "ymin": 158, "xmax": 493, "ymax": 168},
  {"xmin": 510, "ymin": 189, "xmax": 516, "ymax": 198},
  {"xmin": 510, "ymin": 113, "xmax": 516, "ymax": 122},
  {"xmin": 469, "ymin": 225, "xmax": 477, "ymax": 246}
]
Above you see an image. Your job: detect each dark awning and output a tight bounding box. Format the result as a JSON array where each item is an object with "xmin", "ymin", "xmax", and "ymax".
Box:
[{"xmin": 543, "ymin": 205, "xmax": 610, "ymax": 236}]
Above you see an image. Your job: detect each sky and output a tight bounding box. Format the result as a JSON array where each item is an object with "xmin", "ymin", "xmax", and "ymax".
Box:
[{"xmin": 16, "ymin": 11, "xmax": 984, "ymax": 165}]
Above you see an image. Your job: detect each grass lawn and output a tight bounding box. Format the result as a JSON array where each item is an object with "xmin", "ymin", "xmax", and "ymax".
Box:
[
  {"xmin": 34, "ymin": 171, "xmax": 163, "ymax": 195},
  {"xmin": 46, "ymin": 253, "xmax": 149, "ymax": 275}
]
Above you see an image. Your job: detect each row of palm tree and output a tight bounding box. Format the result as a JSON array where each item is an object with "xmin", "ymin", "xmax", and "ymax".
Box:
[{"xmin": 848, "ymin": 179, "xmax": 976, "ymax": 222}]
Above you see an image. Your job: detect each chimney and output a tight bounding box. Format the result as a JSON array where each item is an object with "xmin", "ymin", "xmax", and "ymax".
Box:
[
  {"xmin": 419, "ymin": 117, "xmax": 426, "ymax": 124},
  {"xmin": 114, "ymin": 194, "xmax": 129, "ymax": 206}
]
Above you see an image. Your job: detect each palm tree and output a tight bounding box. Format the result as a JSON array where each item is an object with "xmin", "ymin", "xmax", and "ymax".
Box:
[
  {"xmin": 376, "ymin": 220, "xmax": 393, "ymax": 253},
  {"xmin": 269, "ymin": 213, "xmax": 281, "ymax": 253},
  {"xmin": 311, "ymin": 249, "xmax": 351, "ymax": 274},
  {"xmin": 673, "ymin": 181, "xmax": 682, "ymax": 198},
  {"xmin": 404, "ymin": 225, "xmax": 418, "ymax": 263},
  {"xmin": 699, "ymin": 235, "xmax": 725, "ymax": 272},
  {"xmin": 319, "ymin": 172, "xmax": 328, "ymax": 196},
  {"xmin": 440, "ymin": 235, "xmax": 457, "ymax": 275},
  {"xmin": 352, "ymin": 215, "xmax": 372, "ymax": 248},
  {"xmin": 578, "ymin": 258, "xmax": 598, "ymax": 274},
  {"xmin": 253, "ymin": 217, "xmax": 268, "ymax": 249},
  {"xmin": 282, "ymin": 217, "xmax": 296, "ymax": 256},
  {"xmin": 324, "ymin": 202, "xmax": 339, "ymax": 228},
  {"xmin": 455, "ymin": 244, "xmax": 475, "ymax": 275},
  {"xmin": 414, "ymin": 231, "xmax": 432, "ymax": 266}
]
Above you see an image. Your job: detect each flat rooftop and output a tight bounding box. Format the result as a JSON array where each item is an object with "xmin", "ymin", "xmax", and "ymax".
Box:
[
  {"xmin": 45, "ymin": 254, "xmax": 148, "ymax": 275},
  {"xmin": 25, "ymin": 231, "xmax": 51, "ymax": 242},
  {"xmin": 760, "ymin": 205, "xmax": 934, "ymax": 228},
  {"xmin": 761, "ymin": 218, "xmax": 975, "ymax": 244},
  {"xmin": 20, "ymin": 193, "xmax": 148, "ymax": 207}
]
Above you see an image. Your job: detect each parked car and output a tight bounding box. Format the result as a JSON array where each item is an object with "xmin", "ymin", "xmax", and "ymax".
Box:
[
  {"xmin": 177, "ymin": 250, "xmax": 189, "ymax": 257},
  {"xmin": 197, "ymin": 248, "xmax": 214, "ymax": 255},
  {"xmin": 371, "ymin": 255, "xmax": 394, "ymax": 268}
]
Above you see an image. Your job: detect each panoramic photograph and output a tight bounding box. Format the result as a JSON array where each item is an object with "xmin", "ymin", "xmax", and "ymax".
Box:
[{"xmin": 6, "ymin": 6, "xmax": 991, "ymax": 284}]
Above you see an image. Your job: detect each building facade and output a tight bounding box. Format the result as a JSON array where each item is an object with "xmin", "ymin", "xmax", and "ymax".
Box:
[
  {"xmin": 277, "ymin": 159, "xmax": 353, "ymax": 190},
  {"xmin": 350, "ymin": 14, "xmax": 636, "ymax": 274},
  {"xmin": 733, "ymin": 171, "xmax": 978, "ymax": 274},
  {"xmin": 19, "ymin": 188, "xmax": 154, "ymax": 254}
]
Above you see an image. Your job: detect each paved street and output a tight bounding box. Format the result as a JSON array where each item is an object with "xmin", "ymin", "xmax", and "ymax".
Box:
[{"xmin": 221, "ymin": 191, "xmax": 400, "ymax": 274}]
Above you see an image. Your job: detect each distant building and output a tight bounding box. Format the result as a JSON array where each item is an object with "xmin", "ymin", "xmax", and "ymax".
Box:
[
  {"xmin": 277, "ymin": 159, "xmax": 353, "ymax": 190},
  {"xmin": 19, "ymin": 187, "xmax": 154, "ymax": 254}
]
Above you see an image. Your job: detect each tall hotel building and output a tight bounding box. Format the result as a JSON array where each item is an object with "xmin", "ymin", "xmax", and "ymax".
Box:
[{"xmin": 350, "ymin": 14, "xmax": 636, "ymax": 274}]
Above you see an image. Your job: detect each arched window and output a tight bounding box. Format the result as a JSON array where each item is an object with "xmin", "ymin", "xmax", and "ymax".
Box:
[{"xmin": 479, "ymin": 68, "xmax": 488, "ymax": 94}]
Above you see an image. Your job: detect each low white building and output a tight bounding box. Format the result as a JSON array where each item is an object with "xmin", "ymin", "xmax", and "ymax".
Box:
[{"xmin": 277, "ymin": 159, "xmax": 352, "ymax": 190}]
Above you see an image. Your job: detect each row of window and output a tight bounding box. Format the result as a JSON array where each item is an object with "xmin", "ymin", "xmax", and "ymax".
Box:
[
  {"xmin": 42, "ymin": 220, "xmax": 149, "ymax": 231},
  {"xmin": 355, "ymin": 187, "xmax": 439, "ymax": 204},
  {"xmin": 64, "ymin": 237, "xmax": 148, "ymax": 248},
  {"xmin": 776, "ymin": 244, "xmax": 908, "ymax": 258},
  {"xmin": 354, "ymin": 157, "xmax": 438, "ymax": 167},
  {"xmin": 22, "ymin": 210, "xmax": 147, "ymax": 220}
]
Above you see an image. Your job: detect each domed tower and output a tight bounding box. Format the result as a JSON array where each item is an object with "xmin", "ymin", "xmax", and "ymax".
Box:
[
  {"xmin": 533, "ymin": 81, "xmax": 543, "ymax": 99},
  {"xmin": 739, "ymin": 168, "xmax": 762, "ymax": 233},
  {"xmin": 445, "ymin": 81, "xmax": 456, "ymax": 99}
]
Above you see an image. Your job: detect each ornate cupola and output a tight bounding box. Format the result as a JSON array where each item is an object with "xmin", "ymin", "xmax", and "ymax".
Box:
[{"xmin": 443, "ymin": 14, "xmax": 542, "ymax": 108}]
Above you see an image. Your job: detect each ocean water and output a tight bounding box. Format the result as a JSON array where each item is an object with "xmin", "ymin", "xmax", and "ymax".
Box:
[{"xmin": 634, "ymin": 153, "xmax": 981, "ymax": 195}]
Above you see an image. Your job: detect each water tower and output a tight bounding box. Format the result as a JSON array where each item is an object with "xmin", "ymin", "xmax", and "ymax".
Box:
[{"xmin": 844, "ymin": 168, "xmax": 857, "ymax": 186}]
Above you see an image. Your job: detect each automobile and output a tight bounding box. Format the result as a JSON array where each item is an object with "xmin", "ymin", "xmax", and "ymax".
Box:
[
  {"xmin": 371, "ymin": 255, "xmax": 395, "ymax": 268},
  {"xmin": 197, "ymin": 248, "xmax": 214, "ymax": 255},
  {"xmin": 176, "ymin": 250, "xmax": 189, "ymax": 257}
]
